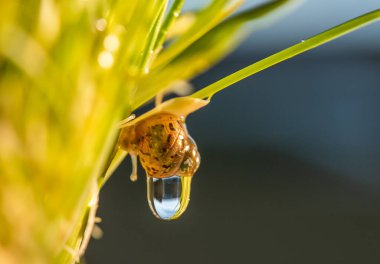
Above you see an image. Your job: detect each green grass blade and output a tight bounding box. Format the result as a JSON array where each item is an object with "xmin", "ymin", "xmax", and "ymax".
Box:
[
  {"xmin": 154, "ymin": 0, "xmax": 185, "ymax": 50},
  {"xmin": 163, "ymin": 0, "xmax": 299, "ymax": 81},
  {"xmin": 138, "ymin": 0, "xmax": 168, "ymax": 73},
  {"xmin": 190, "ymin": 9, "xmax": 380, "ymax": 99},
  {"xmin": 130, "ymin": 0, "xmax": 299, "ymax": 110},
  {"xmin": 152, "ymin": 0, "xmax": 244, "ymax": 70}
]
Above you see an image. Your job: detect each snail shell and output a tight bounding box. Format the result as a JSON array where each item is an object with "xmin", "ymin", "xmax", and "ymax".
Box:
[{"xmin": 119, "ymin": 113, "xmax": 200, "ymax": 178}]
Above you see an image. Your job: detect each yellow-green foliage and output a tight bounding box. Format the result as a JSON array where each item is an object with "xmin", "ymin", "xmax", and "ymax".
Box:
[
  {"xmin": 0, "ymin": 1, "xmax": 293, "ymax": 263},
  {"xmin": 0, "ymin": 0, "xmax": 379, "ymax": 263}
]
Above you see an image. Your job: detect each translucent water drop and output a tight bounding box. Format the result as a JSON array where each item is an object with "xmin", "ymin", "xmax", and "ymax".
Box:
[{"xmin": 147, "ymin": 175, "xmax": 192, "ymax": 220}]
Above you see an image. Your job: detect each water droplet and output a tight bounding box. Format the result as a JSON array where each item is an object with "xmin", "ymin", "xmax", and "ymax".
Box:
[{"xmin": 147, "ymin": 175, "xmax": 192, "ymax": 220}]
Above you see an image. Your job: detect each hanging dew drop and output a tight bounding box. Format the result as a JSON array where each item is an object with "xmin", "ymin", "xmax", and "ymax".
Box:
[{"xmin": 147, "ymin": 175, "xmax": 192, "ymax": 220}]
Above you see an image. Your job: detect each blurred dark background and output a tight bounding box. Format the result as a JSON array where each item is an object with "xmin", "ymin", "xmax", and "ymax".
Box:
[{"xmin": 86, "ymin": 1, "xmax": 380, "ymax": 263}]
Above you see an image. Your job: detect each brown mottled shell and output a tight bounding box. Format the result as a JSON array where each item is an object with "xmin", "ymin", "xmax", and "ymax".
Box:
[
  {"xmin": 177, "ymin": 136, "xmax": 200, "ymax": 177},
  {"xmin": 119, "ymin": 112, "xmax": 200, "ymax": 178}
]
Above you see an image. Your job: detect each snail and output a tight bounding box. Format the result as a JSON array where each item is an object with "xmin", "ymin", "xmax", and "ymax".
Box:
[{"xmin": 118, "ymin": 97, "xmax": 208, "ymax": 220}]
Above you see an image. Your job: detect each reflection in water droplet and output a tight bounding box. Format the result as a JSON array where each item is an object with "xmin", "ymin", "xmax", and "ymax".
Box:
[{"xmin": 147, "ymin": 175, "xmax": 192, "ymax": 220}]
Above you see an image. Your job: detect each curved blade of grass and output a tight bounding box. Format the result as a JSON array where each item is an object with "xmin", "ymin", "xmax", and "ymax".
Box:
[
  {"xmin": 131, "ymin": 0, "xmax": 299, "ymax": 110},
  {"xmin": 152, "ymin": 0, "xmax": 244, "ymax": 70},
  {"xmin": 190, "ymin": 9, "xmax": 380, "ymax": 99},
  {"xmin": 169, "ymin": 0, "xmax": 301, "ymax": 70}
]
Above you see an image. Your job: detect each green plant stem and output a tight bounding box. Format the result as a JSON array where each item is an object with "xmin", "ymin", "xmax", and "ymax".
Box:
[
  {"xmin": 138, "ymin": 0, "xmax": 168, "ymax": 73},
  {"xmin": 190, "ymin": 9, "xmax": 380, "ymax": 99},
  {"xmin": 154, "ymin": 0, "xmax": 185, "ymax": 50}
]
